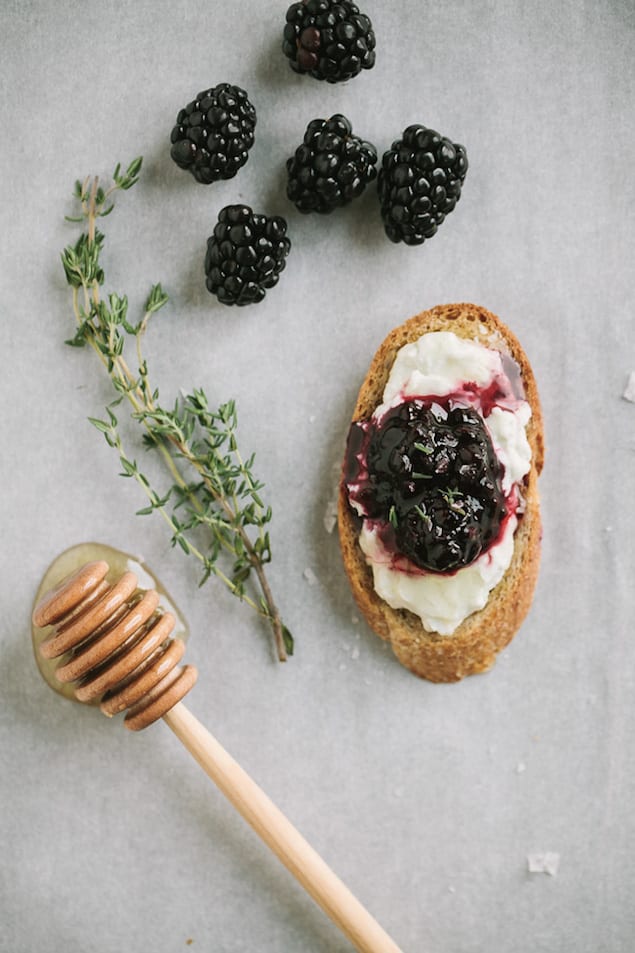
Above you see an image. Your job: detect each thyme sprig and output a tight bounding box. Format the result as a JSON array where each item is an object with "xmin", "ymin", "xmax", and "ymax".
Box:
[{"xmin": 61, "ymin": 157, "xmax": 292, "ymax": 661}]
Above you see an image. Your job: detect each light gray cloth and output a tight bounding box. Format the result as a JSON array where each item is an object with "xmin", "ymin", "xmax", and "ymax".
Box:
[{"xmin": 1, "ymin": 1, "xmax": 634, "ymax": 950}]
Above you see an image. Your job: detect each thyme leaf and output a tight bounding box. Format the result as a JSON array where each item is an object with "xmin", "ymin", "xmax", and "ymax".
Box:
[
  {"xmin": 439, "ymin": 486, "xmax": 467, "ymax": 515},
  {"xmin": 413, "ymin": 442, "xmax": 433, "ymax": 455},
  {"xmin": 62, "ymin": 158, "xmax": 292, "ymax": 661}
]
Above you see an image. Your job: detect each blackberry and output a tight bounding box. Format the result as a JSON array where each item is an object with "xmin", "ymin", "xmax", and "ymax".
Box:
[
  {"xmin": 170, "ymin": 84, "xmax": 256, "ymax": 184},
  {"xmin": 378, "ymin": 124, "xmax": 468, "ymax": 245},
  {"xmin": 204, "ymin": 205, "xmax": 291, "ymax": 306},
  {"xmin": 286, "ymin": 114, "xmax": 377, "ymax": 214},
  {"xmin": 282, "ymin": 0, "xmax": 376, "ymax": 83},
  {"xmin": 345, "ymin": 400, "xmax": 507, "ymax": 572}
]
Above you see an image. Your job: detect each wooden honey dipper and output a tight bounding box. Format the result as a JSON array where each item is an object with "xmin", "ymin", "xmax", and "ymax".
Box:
[{"xmin": 32, "ymin": 557, "xmax": 404, "ymax": 953}]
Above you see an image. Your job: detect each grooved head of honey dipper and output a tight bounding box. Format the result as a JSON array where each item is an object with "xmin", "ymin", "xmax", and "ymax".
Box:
[
  {"xmin": 32, "ymin": 543, "xmax": 196, "ymax": 727},
  {"xmin": 32, "ymin": 561, "xmax": 109, "ymax": 628}
]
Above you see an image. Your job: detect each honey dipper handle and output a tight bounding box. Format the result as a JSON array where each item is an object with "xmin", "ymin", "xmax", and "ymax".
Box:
[{"xmin": 163, "ymin": 702, "xmax": 403, "ymax": 953}]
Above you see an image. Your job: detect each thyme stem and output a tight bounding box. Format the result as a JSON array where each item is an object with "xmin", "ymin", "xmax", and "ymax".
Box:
[{"xmin": 62, "ymin": 158, "xmax": 292, "ymax": 661}]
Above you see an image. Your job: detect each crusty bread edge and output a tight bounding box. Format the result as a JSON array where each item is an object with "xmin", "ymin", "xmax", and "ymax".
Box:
[{"xmin": 337, "ymin": 303, "xmax": 544, "ymax": 683}]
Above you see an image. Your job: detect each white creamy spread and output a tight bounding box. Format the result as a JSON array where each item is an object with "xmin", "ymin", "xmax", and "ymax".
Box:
[
  {"xmin": 357, "ymin": 331, "xmax": 532, "ymax": 636},
  {"xmin": 360, "ymin": 517, "xmax": 517, "ymax": 635},
  {"xmin": 382, "ymin": 331, "xmax": 501, "ymax": 405},
  {"xmin": 487, "ymin": 404, "xmax": 531, "ymax": 495}
]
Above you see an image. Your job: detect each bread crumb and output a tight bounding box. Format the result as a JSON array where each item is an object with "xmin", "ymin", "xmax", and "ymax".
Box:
[
  {"xmin": 303, "ymin": 567, "xmax": 318, "ymax": 586},
  {"xmin": 622, "ymin": 371, "xmax": 635, "ymax": 402},
  {"xmin": 341, "ymin": 641, "xmax": 360, "ymax": 660},
  {"xmin": 516, "ymin": 761, "xmax": 527, "ymax": 774},
  {"xmin": 527, "ymin": 852, "xmax": 560, "ymax": 876},
  {"xmin": 323, "ymin": 496, "xmax": 338, "ymax": 534}
]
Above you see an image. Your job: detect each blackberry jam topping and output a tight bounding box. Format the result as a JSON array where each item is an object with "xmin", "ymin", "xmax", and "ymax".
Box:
[{"xmin": 346, "ymin": 400, "xmax": 507, "ymax": 573}]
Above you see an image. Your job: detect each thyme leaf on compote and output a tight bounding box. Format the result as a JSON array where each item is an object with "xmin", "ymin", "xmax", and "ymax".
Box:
[{"xmin": 61, "ymin": 158, "xmax": 292, "ymax": 661}]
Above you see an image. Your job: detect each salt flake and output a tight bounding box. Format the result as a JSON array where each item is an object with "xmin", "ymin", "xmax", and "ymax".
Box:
[
  {"xmin": 323, "ymin": 498, "xmax": 338, "ymax": 534},
  {"xmin": 622, "ymin": 371, "xmax": 635, "ymax": 403},
  {"xmin": 527, "ymin": 852, "xmax": 560, "ymax": 876}
]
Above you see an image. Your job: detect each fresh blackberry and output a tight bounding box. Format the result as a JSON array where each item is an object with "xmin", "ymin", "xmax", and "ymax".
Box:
[
  {"xmin": 282, "ymin": 0, "xmax": 376, "ymax": 83},
  {"xmin": 204, "ymin": 205, "xmax": 291, "ymax": 306},
  {"xmin": 286, "ymin": 114, "xmax": 377, "ymax": 214},
  {"xmin": 345, "ymin": 400, "xmax": 507, "ymax": 572},
  {"xmin": 170, "ymin": 84, "xmax": 256, "ymax": 184},
  {"xmin": 378, "ymin": 124, "xmax": 468, "ymax": 245}
]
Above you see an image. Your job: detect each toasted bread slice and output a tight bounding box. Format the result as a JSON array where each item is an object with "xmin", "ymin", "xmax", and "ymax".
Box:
[{"xmin": 338, "ymin": 303, "xmax": 544, "ymax": 682}]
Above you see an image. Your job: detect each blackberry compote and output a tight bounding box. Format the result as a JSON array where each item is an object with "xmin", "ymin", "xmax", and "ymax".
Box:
[
  {"xmin": 345, "ymin": 400, "xmax": 507, "ymax": 572},
  {"xmin": 282, "ymin": 0, "xmax": 376, "ymax": 83},
  {"xmin": 204, "ymin": 205, "xmax": 291, "ymax": 306},
  {"xmin": 286, "ymin": 114, "xmax": 377, "ymax": 213},
  {"xmin": 378, "ymin": 124, "xmax": 468, "ymax": 245},
  {"xmin": 170, "ymin": 84, "xmax": 256, "ymax": 184}
]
